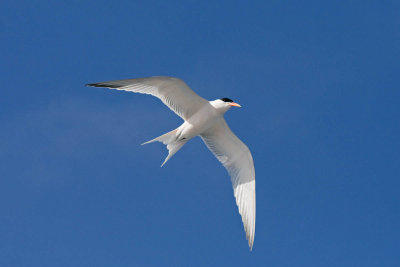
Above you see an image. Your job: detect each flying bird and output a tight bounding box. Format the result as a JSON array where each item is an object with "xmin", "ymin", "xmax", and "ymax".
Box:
[{"xmin": 86, "ymin": 76, "xmax": 256, "ymax": 250}]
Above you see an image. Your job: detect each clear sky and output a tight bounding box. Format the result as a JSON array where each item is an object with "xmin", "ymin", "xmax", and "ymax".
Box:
[{"xmin": 1, "ymin": 1, "xmax": 399, "ymax": 266}]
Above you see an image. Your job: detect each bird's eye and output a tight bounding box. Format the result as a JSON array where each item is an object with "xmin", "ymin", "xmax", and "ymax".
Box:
[{"xmin": 220, "ymin": 98, "xmax": 233, "ymax": 103}]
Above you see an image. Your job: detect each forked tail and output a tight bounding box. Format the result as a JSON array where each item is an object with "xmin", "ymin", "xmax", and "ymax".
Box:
[{"xmin": 141, "ymin": 129, "xmax": 188, "ymax": 167}]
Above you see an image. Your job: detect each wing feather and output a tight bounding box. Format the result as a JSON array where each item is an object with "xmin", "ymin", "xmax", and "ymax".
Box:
[
  {"xmin": 87, "ymin": 76, "xmax": 208, "ymax": 120},
  {"xmin": 201, "ymin": 119, "xmax": 256, "ymax": 250}
]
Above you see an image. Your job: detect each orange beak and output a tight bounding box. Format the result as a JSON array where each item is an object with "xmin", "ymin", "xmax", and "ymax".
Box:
[{"xmin": 229, "ymin": 102, "xmax": 242, "ymax": 107}]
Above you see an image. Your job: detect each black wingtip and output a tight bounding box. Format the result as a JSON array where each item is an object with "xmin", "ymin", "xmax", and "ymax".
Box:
[
  {"xmin": 85, "ymin": 83, "xmax": 121, "ymax": 88},
  {"xmin": 86, "ymin": 83, "xmax": 100, "ymax": 87}
]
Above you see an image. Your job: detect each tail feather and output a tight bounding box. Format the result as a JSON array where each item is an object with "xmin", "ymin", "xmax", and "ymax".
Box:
[{"xmin": 142, "ymin": 129, "xmax": 187, "ymax": 167}]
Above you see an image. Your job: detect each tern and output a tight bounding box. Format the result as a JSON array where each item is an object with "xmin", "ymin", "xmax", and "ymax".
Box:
[{"xmin": 87, "ymin": 76, "xmax": 256, "ymax": 250}]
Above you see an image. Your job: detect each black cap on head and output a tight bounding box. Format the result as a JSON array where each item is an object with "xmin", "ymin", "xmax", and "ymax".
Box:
[{"xmin": 220, "ymin": 98, "xmax": 233, "ymax": 103}]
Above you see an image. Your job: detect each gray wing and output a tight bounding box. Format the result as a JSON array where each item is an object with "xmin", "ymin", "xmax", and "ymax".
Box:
[
  {"xmin": 87, "ymin": 76, "xmax": 208, "ymax": 120},
  {"xmin": 200, "ymin": 119, "xmax": 256, "ymax": 250}
]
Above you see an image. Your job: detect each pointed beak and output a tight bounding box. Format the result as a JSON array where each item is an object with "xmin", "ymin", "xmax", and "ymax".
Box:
[{"xmin": 229, "ymin": 102, "xmax": 242, "ymax": 107}]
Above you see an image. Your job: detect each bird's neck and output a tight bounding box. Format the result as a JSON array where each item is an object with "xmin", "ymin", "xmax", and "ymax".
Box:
[{"xmin": 209, "ymin": 100, "xmax": 230, "ymax": 114}]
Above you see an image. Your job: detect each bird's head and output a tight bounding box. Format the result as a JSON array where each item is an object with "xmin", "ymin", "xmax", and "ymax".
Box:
[{"xmin": 211, "ymin": 98, "xmax": 242, "ymax": 113}]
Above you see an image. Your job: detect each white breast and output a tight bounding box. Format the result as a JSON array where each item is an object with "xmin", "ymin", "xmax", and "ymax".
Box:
[{"xmin": 178, "ymin": 103, "xmax": 220, "ymax": 139}]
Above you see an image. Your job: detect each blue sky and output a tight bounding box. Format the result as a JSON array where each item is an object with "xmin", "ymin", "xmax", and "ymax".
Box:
[{"xmin": 1, "ymin": 1, "xmax": 399, "ymax": 266}]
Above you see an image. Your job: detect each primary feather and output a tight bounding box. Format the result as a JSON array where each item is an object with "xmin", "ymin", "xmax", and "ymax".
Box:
[{"xmin": 87, "ymin": 76, "xmax": 208, "ymax": 120}]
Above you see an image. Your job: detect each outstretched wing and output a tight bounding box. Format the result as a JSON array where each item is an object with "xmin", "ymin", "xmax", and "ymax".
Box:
[
  {"xmin": 200, "ymin": 119, "xmax": 256, "ymax": 250},
  {"xmin": 87, "ymin": 76, "xmax": 208, "ymax": 120}
]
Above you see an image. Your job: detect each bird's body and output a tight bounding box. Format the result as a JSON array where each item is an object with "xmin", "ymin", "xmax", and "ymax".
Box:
[
  {"xmin": 170, "ymin": 100, "xmax": 229, "ymax": 141},
  {"xmin": 87, "ymin": 76, "xmax": 256, "ymax": 250},
  {"xmin": 177, "ymin": 102, "xmax": 217, "ymax": 140}
]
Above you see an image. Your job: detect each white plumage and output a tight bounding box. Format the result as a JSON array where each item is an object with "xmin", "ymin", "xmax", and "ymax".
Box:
[{"xmin": 87, "ymin": 76, "xmax": 256, "ymax": 250}]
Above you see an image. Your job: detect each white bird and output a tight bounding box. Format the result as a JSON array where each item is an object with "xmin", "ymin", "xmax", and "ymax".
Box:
[{"xmin": 87, "ymin": 76, "xmax": 256, "ymax": 250}]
